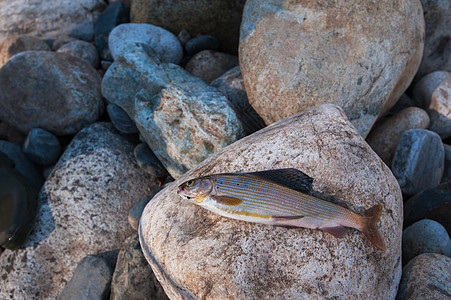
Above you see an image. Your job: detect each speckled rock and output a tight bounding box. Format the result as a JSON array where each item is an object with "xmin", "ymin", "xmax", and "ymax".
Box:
[
  {"xmin": 0, "ymin": 122, "xmax": 159, "ymax": 299},
  {"xmin": 139, "ymin": 104, "xmax": 402, "ymax": 299},
  {"xmin": 0, "ymin": 35, "xmax": 50, "ymax": 67},
  {"xmin": 0, "ymin": 51, "xmax": 103, "ymax": 136},
  {"xmin": 392, "ymin": 129, "xmax": 444, "ymax": 196},
  {"xmin": 110, "ymin": 234, "xmax": 168, "ymax": 300},
  {"xmin": 130, "ymin": 0, "xmax": 246, "ymax": 54},
  {"xmin": 0, "ymin": 0, "xmax": 106, "ymax": 42},
  {"xmin": 414, "ymin": 0, "xmax": 451, "ymax": 82},
  {"xmin": 366, "ymin": 107, "xmax": 430, "ymax": 166},
  {"xmin": 102, "ymin": 43, "xmax": 244, "ymax": 178},
  {"xmin": 396, "ymin": 253, "xmax": 451, "ymax": 300},
  {"xmin": 239, "ymin": 0, "xmax": 424, "ymax": 137},
  {"xmin": 57, "ymin": 40, "xmax": 100, "ymax": 69},
  {"xmin": 185, "ymin": 50, "xmax": 239, "ymax": 84},
  {"xmin": 211, "ymin": 66, "xmax": 265, "ymax": 135},
  {"xmin": 108, "ymin": 23, "xmax": 183, "ymax": 64},
  {"xmin": 402, "ymin": 219, "xmax": 451, "ymax": 264}
]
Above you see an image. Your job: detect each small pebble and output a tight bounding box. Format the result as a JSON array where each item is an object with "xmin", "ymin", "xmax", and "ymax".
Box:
[
  {"xmin": 443, "ymin": 144, "xmax": 451, "ymax": 183},
  {"xmin": 402, "ymin": 219, "xmax": 451, "ymax": 264},
  {"xmin": 106, "ymin": 104, "xmax": 138, "ymax": 134},
  {"xmin": 185, "ymin": 50, "xmax": 239, "ymax": 84},
  {"xmin": 392, "ymin": 129, "xmax": 444, "ymax": 195},
  {"xmin": 51, "ymin": 37, "xmax": 77, "ymax": 51},
  {"xmin": 177, "ymin": 29, "xmax": 191, "ymax": 46},
  {"xmin": 428, "ymin": 75, "xmax": 451, "ymax": 139},
  {"xmin": 413, "ymin": 71, "xmax": 451, "ymax": 107},
  {"xmin": 101, "ymin": 60, "xmax": 113, "ymax": 71},
  {"xmin": 185, "ymin": 34, "xmax": 220, "ymax": 56},
  {"xmin": 57, "ymin": 40, "xmax": 100, "ymax": 69},
  {"xmin": 128, "ymin": 196, "xmax": 153, "ymax": 231},
  {"xmin": 133, "ymin": 143, "xmax": 168, "ymax": 179},
  {"xmin": 22, "ymin": 128, "xmax": 62, "ymax": 166}
]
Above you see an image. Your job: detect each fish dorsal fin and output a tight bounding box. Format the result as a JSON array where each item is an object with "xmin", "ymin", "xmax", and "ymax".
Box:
[
  {"xmin": 245, "ymin": 168, "xmax": 313, "ymax": 193},
  {"xmin": 212, "ymin": 195, "xmax": 243, "ymax": 206}
]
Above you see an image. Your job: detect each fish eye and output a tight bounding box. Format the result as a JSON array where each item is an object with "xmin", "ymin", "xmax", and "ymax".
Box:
[{"xmin": 186, "ymin": 180, "xmax": 195, "ymax": 186}]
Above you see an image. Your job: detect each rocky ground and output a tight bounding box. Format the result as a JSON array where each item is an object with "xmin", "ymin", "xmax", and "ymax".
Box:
[{"xmin": 0, "ymin": 0, "xmax": 450, "ymax": 299}]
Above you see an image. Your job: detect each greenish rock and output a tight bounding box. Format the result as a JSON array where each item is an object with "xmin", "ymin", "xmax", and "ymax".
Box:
[
  {"xmin": 101, "ymin": 43, "xmax": 244, "ymax": 178},
  {"xmin": 0, "ymin": 152, "xmax": 37, "ymax": 250}
]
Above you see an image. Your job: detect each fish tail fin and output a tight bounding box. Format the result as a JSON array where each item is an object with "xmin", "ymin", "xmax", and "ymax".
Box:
[{"xmin": 361, "ymin": 205, "xmax": 386, "ymax": 251}]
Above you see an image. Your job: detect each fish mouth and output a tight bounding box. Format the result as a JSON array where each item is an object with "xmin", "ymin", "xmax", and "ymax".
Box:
[{"xmin": 177, "ymin": 187, "xmax": 192, "ymax": 199}]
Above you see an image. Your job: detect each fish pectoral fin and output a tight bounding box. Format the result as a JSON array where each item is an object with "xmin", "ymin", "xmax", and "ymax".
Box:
[
  {"xmin": 321, "ymin": 226, "xmax": 347, "ymax": 238},
  {"xmin": 212, "ymin": 195, "xmax": 243, "ymax": 206}
]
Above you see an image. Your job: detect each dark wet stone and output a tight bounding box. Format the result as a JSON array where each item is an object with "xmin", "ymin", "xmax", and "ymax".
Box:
[
  {"xmin": 134, "ymin": 143, "xmax": 168, "ymax": 180},
  {"xmin": 107, "ymin": 104, "xmax": 138, "ymax": 134},
  {"xmin": 185, "ymin": 35, "xmax": 220, "ymax": 56},
  {"xmin": 23, "ymin": 128, "xmax": 62, "ymax": 166}
]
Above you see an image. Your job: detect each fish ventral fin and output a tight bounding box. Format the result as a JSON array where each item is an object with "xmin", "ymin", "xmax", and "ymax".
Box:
[
  {"xmin": 321, "ymin": 226, "xmax": 347, "ymax": 238},
  {"xmin": 246, "ymin": 168, "xmax": 313, "ymax": 193},
  {"xmin": 212, "ymin": 195, "xmax": 243, "ymax": 206}
]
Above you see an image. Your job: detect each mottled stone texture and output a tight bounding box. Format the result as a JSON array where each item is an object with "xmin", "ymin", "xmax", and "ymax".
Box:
[
  {"xmin": 0, "ymin": 35, "xmax": 50, "ymax": 67},
  {"xmin": 130, "ymin": 0, "xmax": 246, "ymax": 54},
  {"xmin": 0, "ymin": 123, "xmax": 159, "ymax": 299},
  {"xmin": 0, "ymin": 51, "xmax": 103, "ymax": 136},
  {"xmin": 102, "ymin": 43, "xmax": 244, "ymax": 178},
  {"xmin": 239, "ymin": 0, "xmax": 424, "ymax": 137},
  {"xmin": 140, "ymin": 104, "xmax": 402, "ymax": 299}
]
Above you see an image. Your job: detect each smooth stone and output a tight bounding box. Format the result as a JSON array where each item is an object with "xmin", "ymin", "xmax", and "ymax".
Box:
[
  {"xmin": 108, "ymin": 23, "xmax": 183, "ymax": 64},
  {"xmin": 413, "ymin": 0, "xmax": 451, "ymax": 83},
  {"xmin": 140, "ymin": 104, "xmax": 403, "ymax": 299},
  {"xmin": 0, "ymin": 120, "xmax": 26, "ymax": 145},
  {"xmin": 239, "ymin": 0, "xmax": 424, "ymax": 138},
  {"xmin": 101, "ymin": 43, "xmax": 244, "ymax": 178},
  {"xmin": 0, "ymin": 0, "xmax": 106, "ymax": 43},
  {"xmin": 443, "ymin": 144, "xmax": 451, "ymax": 183},
  {"xmin": 177, "ymin": 29, "xmax": 191, "ymax": 46},
  {"xmin": 211, "ymin": 66, "xmax": 266, "ymax": 135},
  {"xmin": 101, "ymin": 60, "xmax": 113, "ymax": 71},
  {"xmin": 185, "ymin": 50, "xmax": 239, "ymax": 84},
  {"xmin": 94, "ymin": 1, "xmax": 130, "ymax": 60},
  {"xmin": 396, "ymin": 253, "xmax": 451, "ymax": 300},
  {"xmin": 366, "ymin": 107, "xmax": 430, "ymax": 166},
  {"xmin": 0, "ymin": 152, "xmax": 38, "ymax": 250},
  {"xmin": 57, "ymin": 40, "xmax": 100, "ymax": 69},
  {"xmin": 428, "ymin": 75, "xmax": 451, "ymax": 139},
  {"xmin": 130, "ymin": 0, "xmax": 246, "ymax": 54},
  {"xmin": 0, "ymin": 35, "xmax": 50, "ymax": 67},
  {"xmin": 412, "ymin": 71, "xmax": 451, "ymax": 107},
  {"xmin": 0, "ymin": 122, "xmax": 159, "ymax": 299},
  {"xmin": 110, "ymin": 234, "xmax": 168, "ymax": 300},
  {"xmin": 387, "ymin": 94, "xmax": 419, "ymax": 115},
  {"xmin": 404, "ymin": 182, "xmax": 451, "ymax": 234},
  {"xmin": 51, "ymin": 36, "xmax": 77, "ymax": 51},
  {"xmin": 59, "ymin": 251, "xmax": 119, "ymax": 300},
  {"xmin": 0, "ymin": 51, "xmax": 103, "ymax": 136},
  {"xmin": 392, "ymin": 129, "xmax": 444, "ymax": 196},
  {"xmin": 402, "ymin": 219, "xmax": 451, "ymax": 265},
  {"xmin": 134, "ymin": 143, "xmax": 168, "ymax": 179},
  {"xmin": 0, "ymin": 140, "xmax": 43, "ymax": 190},
  {"xmin": 128, "ymin": 196, "xmax": 152, "ymax": 231},
  {"xmin": 22, "ymin": 128, "xmax": 62, "ymax": 166},
  {"xmin": 106, "ymin": 103, "xmax": 138, "ymax": 134},
  {"xmin": 185, "ymin": 35, "xmax": 220, "ymax": 56}
]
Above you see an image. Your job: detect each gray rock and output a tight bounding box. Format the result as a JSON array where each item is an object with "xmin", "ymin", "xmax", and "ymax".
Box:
[
  {"xmin": 130, "ymin": 0, "xmax": 246, "ymax": 54},
  {"xmin": 59, "ymin": 251, "xmax": 119, "ymax": 300},
  {"xmin": 110, "ymin": 234, "xmax": 168, "ymax": 300},
  {"xmin": 108, "ymin": 23, "xmax": 183, "ymax": 64},
  {"xmin": 101, "ymin": 60, "xmax": 113, "ymax": 71},
  {"xmin": 0, "ymin": 122, "xmax": 160, "ymax": 299},
  {"xmin": 0, "ymin": 35, "xmax": 50, "ymax": 67},
  {"xmin": 443, "ymin": 144, "xmax": 451, "ymax": 183},
  {"xmin": 140, "ymin": 104, "xmax": 403, "ymax": 299},
  {"xmin": 185, "ymin": 50, "xmax": 239, "ymax": 84},
  {"xmin": 128, "ymin": 196, "xmax": 152, "ymax": 231},
  {"xmin": 396, "ymin": 253, "xmax": 451, "ymax": 300},
  {"xmin": 0, "ymin": 51, "xmax": 104, "ymax": 136},
  {"xmin": 51, "ymin": 37, "xmax": 78, "ymax": 51},
  {"xmin": 387, "ymin": 94, "xmax": 419, "ymax": 115},
  {"xmin": 0, "ymin": 0, "xmax": 106, "ymax": 43},
  {"xmin": 185, "ymin": 35, "xmax": 220, "ymax": 56},
  {"xmin": 427, "ymin": 75, "xmax": 451, "ymax": 139},
  {"xmin": 177, "ymin": 29, "xmax": 191, "ymax": 46},
  {"xmin": 239, "ymin": 0, "xmax": 424, "ymax": 137},
  {"xmin": 106, "ymin": 104, "xmax": 138, "ymax": 134},
  {"xmin": 366, "ymin": 107, "xmax": 430, "ymax": 166},
  {"xmin": 413, "ymin": 71, "xmax": 451, "ymax": 107},
  {"xmin": 392, "ymin": 129, "xmax": 444, "ymax": 196},
  {"xmin": 134, "ymin": 143, "xmax": 168, "ymax": 179},
  {"xmin": 211, "ymin": 66, "xmax": 265, "ymax": 135},
  {"xmin": 57, "ymin": 40, "xmax": 100, "ymax": 69},
  {"xmin": 0, "ymin": 140, "xmax": 43, "ymax": 190},
  {"xmin": 402, "ymin": 219, "xmax": 451, "ymax": 265},
  {"xmin": 23, "ymin": 128, "xmax": 62, "ymax": 166},
  {"xmin": 101, "ymin": 43, "xmax": 244, "ymax": 178}
]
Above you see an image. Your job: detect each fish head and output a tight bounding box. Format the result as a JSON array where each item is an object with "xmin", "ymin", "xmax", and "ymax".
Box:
[{"xmin": 177, "ymin": 177, "xmax": 213, "ymax": 203}]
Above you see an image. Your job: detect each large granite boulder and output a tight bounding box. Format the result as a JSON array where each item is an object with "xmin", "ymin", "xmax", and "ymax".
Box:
[
  {"xmin": 140, "ymin": 104, "xmax": 402, "ymax": 299},
  {"xmin": 102, "ymin": 43, "xmax": 244, "ymax": 178},
  {"xmin": 239, "ymin": 0, "xmax": 424, "ymax": 137},
  {"xmin": 0, "ymin": 123, "xmax": 159, "ymax": 299}
]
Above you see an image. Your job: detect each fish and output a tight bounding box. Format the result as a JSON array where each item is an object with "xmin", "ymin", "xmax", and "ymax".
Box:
[{"xmin": 177, "ymin": 168, "xmax": 386, "ymax": 251}]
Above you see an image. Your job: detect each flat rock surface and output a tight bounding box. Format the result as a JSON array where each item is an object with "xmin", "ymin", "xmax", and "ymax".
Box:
[{"xmin": 140, "ymin": 104, "xmax": 402, "ymax": 299}]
